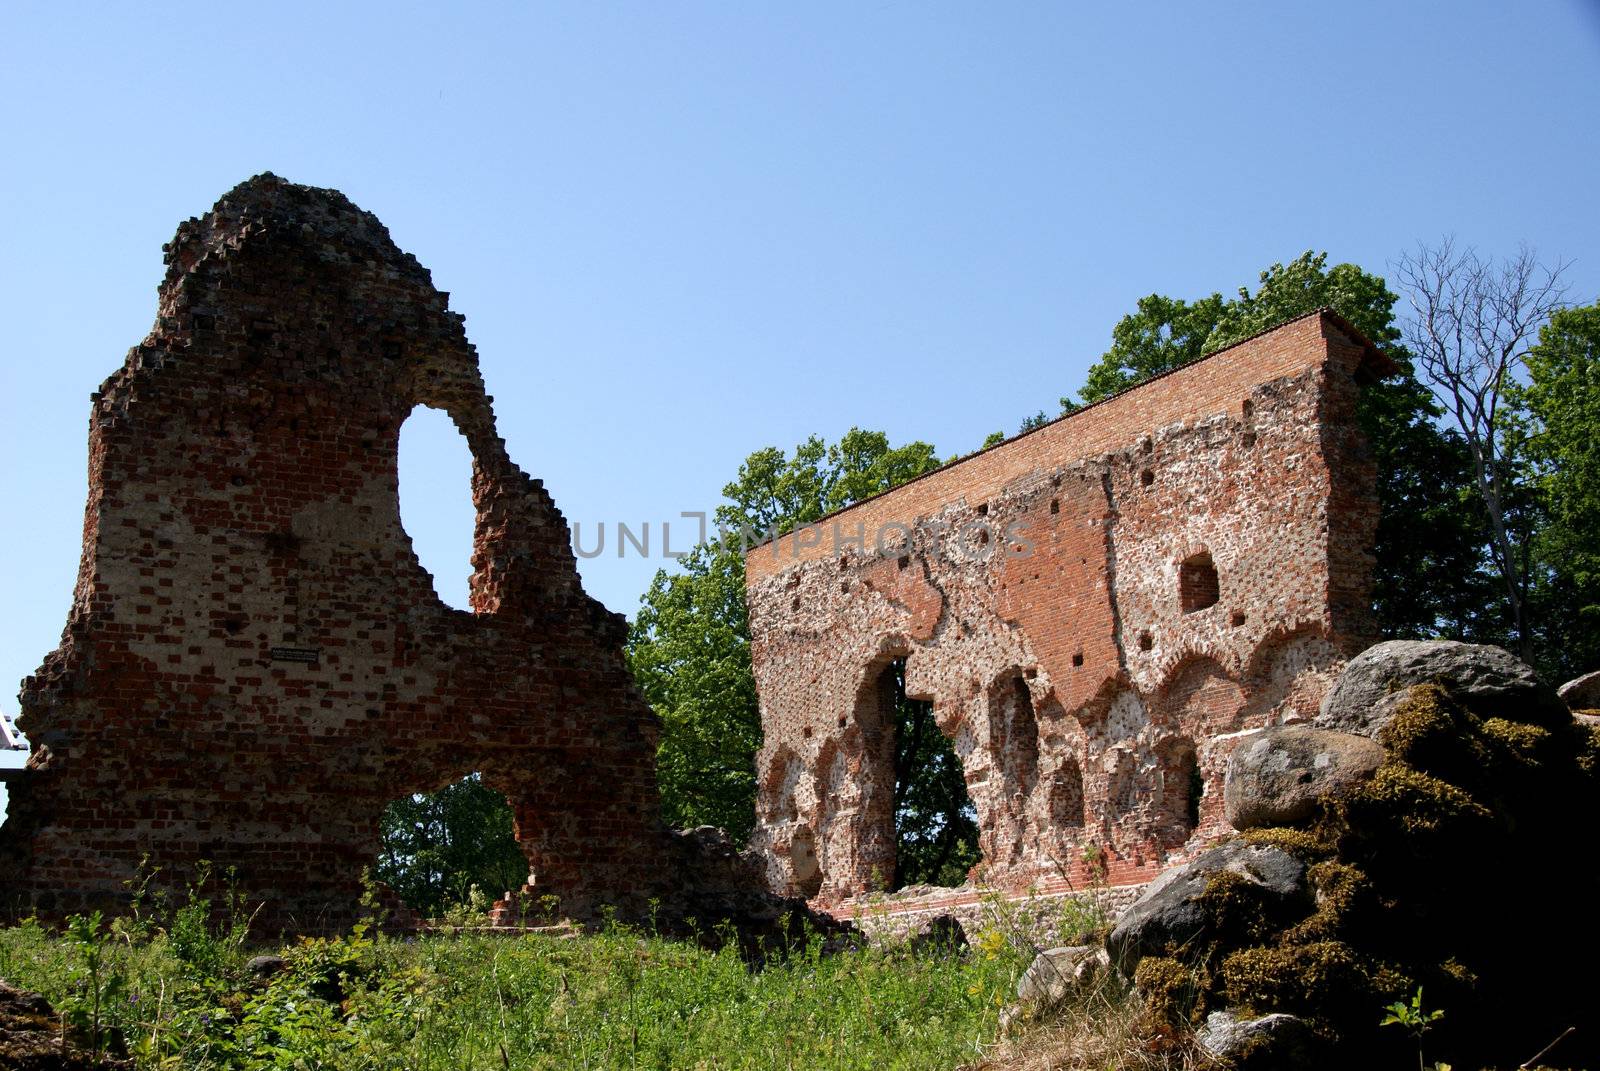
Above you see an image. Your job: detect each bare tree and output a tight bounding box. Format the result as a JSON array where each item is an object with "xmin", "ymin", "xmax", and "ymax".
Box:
[{"xmin": 1395, "ymin": 239, "xmax": 1569, "ymax": 659}]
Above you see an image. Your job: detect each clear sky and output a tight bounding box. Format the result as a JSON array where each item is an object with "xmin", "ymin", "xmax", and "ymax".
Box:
[{"xmin": 2, "ymin": 2, "xmax": 1598, "ymax": 812}]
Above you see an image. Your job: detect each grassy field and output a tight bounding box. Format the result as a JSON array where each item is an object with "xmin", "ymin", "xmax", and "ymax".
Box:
[{"xmin": 0, "ymin": 902, "xmax": 1030, "ymax": 1071}]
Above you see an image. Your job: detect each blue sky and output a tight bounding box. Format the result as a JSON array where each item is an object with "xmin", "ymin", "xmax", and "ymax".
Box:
[{"xmin": 2, "ymin": 2, "xmax": 1598, "ymax": 810}]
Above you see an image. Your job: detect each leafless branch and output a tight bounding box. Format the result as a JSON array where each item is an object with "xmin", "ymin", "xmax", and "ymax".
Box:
[{"xmin": 1394, "ymin": 239, "xmax": 1570, "ymax": 657}]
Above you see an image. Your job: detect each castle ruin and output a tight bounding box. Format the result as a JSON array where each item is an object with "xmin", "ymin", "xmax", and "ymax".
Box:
[
  {"xmin": 745, "ymin": 310, "xmax": 1392, "ymax": 905},
  {"xmin": 0, "ymin": 176, "xmax": 670, "ymax": 928},
  {"xmin": 0, "ymin": 174, "xmax": 1396, "ymax": 931}
]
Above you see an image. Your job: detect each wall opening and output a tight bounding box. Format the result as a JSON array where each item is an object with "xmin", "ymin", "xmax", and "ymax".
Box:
[
  {"xmin": 1104, "ymin": 747, "xmax": 1137, "ymax": 814},
  {"xmin": 1178, "ymin": 550, "xmax": 1220, "ymax": 613},
  {"xmin": 398, "ymin": 405, "xmax": 477, "ymax": 610},
  {"xmin": 1153, "ymin": 737, "xmax": 1202, "ymax": 845},
  {"xmin": 375, "ymin": 773, "xmax": 529, "ymax": 918},
  {"xmin": 881, "ymin": 658, "xmax": 979, "ymax": 890}
]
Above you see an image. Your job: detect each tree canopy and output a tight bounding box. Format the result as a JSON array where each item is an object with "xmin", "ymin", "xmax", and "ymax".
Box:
[
  {"xmin": 376, "ymin": 774, "xmax": 529, "ymax": 917},
  {"xmin": 1519, "ymin": 301, "xmax": 1600, "ymax": 678},
  {"xmin": 628, "ymin": 429, "xmax": 978, "ymax": 883}
]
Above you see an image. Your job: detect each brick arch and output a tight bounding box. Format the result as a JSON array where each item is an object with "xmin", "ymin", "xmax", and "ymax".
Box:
[
  {"xmin": 1148, "ymin": 632, "xmax": 1246, "ymax": 685},
  {"xmin": 1240, "ymin": 623, "xmax": 1344, "ymax": 726},
  {"xmin": 1152, "ymin": 654, "xmax": 1246, "ymax": 736}
]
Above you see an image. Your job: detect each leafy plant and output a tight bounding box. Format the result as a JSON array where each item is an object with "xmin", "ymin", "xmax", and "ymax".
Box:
[
  {"xmin": 1381, "ymin": 986, "xmax": 1446, "ymax": 1071},
  {"xmin": 62, "ymin": 910, "xmax": 127, "ymax": 1055},
  {"xmin": 167, "ymin": 861, "xmax": 255, "ymax": 976}
]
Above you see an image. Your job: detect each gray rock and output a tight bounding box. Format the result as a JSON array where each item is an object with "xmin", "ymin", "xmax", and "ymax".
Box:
[
  {"xmin": 905, "ymin": 913, "xmax": 968, "ymax": 956},
  {"xmin": 1225, "ymin": 725, "xmax": 1384, "ymax": 830},
  {"xmin": 1014, "ymin": 944, "xmax": 1110, "ymax": 1007},
  {"xmin": 1559, "ymin": 669, "xmax": 1600, "ymax": 711},
  {"xmin": 1197, "ymin": 1010, "xmax": 1324, "ymax": 1067},
  {"xmin": 1106, "ymin": 841, "xmax": 1309, "ymax": 975},
  {"xmin": 246, "ymin": 955, "xmax": 288, "ymax": 978},
  {"xmin": 1316, "ymin": 640, "xmax": 1565, "ymax": 738}
]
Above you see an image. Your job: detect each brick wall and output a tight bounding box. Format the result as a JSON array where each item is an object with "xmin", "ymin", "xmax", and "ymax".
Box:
[
  {"xmin": 0, "ymin": 175, "xmax": 668, "ymax": 929},
  {"xmin": 745, "ymin": 311, "xmax": 1386, "ymax": 902}
]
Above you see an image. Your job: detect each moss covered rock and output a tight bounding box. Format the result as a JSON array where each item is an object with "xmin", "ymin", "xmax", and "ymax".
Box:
[
  {"xmin": 1224, "ymin": 725, "xmax": 1384, "ymax": 830},
  {"xmin": 1316, "ymin": 639, "xmax": 1569, "ymax": 737},
  {"xmin": 1106, "ymin": 842, "xmax": 1310, "ymax": 976},
  {"xmin": 1114, "ymin": 642, "xmax": 1600, "ymax": 1067}
]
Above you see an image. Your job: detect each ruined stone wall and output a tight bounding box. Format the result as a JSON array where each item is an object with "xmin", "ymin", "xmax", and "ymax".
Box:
[
  {"xmin": 745, "ymin": 311, "xmax": 1388, "ymax": 903},
  {"xmin": 0, "ymin": 175, "xmax": 667, "ymax": 929}
]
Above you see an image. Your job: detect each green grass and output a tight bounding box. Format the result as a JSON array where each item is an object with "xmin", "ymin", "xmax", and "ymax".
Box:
[{"xmin": 0, "ymin": 910, "xmax": 1027, "ymax": 1071}]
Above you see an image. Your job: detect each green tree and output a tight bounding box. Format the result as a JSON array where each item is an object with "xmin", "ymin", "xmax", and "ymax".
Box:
[
  {"xmin": 628, "ymin": 540, "xmax": 762, "ymax": 840},
  {"xmin": 1068, "ymin": 291, "xmax": 1229, "ymax": 407},
  {"xmin": 888, "ymin": 658, "xmax": 980, "ymax": 887},
  {"xmin": 1520, "ymin": 301, "xmax": 1600, "ymax": 678},
  {"xmin": 628, "ymin": 430, "xmax": 970, "ymax": 873},
  {"xmin": 1063, "ymin": 253, "xmax": 1497, "ymax": 641},
  {"xmin": 376, "ymin": 774, "xmax": 529, "ymax": 917}
]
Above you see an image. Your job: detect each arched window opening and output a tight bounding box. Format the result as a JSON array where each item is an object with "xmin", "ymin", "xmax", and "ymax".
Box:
[
  {"xmin": 886, "ymin": 658, "xmax": 979, "ymax": 890},
  {"xmin": 375, "ymin": 773, "xmax": 529, "ymax": 919},
  {"xmin": 398, "ymin": 406, "xmax": 476, "ymax": 610},
  {"xmin": 1154, "ymin": 738, "xmax": 1203, "ymax": 844},
  {"xmin": 1178, "ymin": 550, "xmax": 1220, "ymax": 614}
]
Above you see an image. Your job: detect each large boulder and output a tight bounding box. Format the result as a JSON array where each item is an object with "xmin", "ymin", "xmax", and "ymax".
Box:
[
  {"xmin": 1106, "ymin": 842, "xmax": 1310, "ymax": 975},
  {"xmin": 1559, "ymin": 669, "xmax": 1600, "ymax": 711},
  {"xmin": 1224, "ymin": 726, "xmax": 1384, "ymax": 830},
  {"xmin": 1316, "ymin": 640, "xmax": 1566, "ymax": 738},
  {"xmin": 1197, "ymin": 1010, "xmax": 1325, "ymax": 1068},
  {"xmin": 1014, "ymin": 944, "xmax": 1111, "ymax": 1008}
]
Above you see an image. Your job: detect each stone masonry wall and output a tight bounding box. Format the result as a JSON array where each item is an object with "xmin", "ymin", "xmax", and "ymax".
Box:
[
  {"xmin": 0, "ymin": 175, "xmax": 668, "ymax": 930},
  {"xmin": 745, "ymin": 311, "xmax": 1389, "ymax": 904}
]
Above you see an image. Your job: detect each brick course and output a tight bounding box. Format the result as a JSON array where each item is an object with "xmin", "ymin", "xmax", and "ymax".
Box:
[{"xmin": 745, "ymin": 311, "xmax": 1388, "ymax": 902}]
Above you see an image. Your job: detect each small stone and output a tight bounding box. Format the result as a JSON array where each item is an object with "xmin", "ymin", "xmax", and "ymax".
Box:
[
  {"xmin": 1196, "ymin": 1009, "xmax": 1325, "ymax": 1068},
  {"xmin": 1224, "ymin": 725, "xmax": 1383, "ymax": 830},
  {"xmin": 1558, "ymin": 669, "xmax": 1600, "ymax": 711},
  {"xmin": 1015, "ymin": 945, "xmax": 1110, "ymax": 1007},
  {"xmin": 246, "ymin": 955, "xmax": 288, "ymax": 978}
]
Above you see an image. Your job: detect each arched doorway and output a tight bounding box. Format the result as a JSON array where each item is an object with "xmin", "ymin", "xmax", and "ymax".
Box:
[
  {"xmin": 375, "ymin": 773, "xmax": 530, "ymax": 917},
  {"xmin": 843, "ymin": 655, "xmax": 979, "ymax": 893}
]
